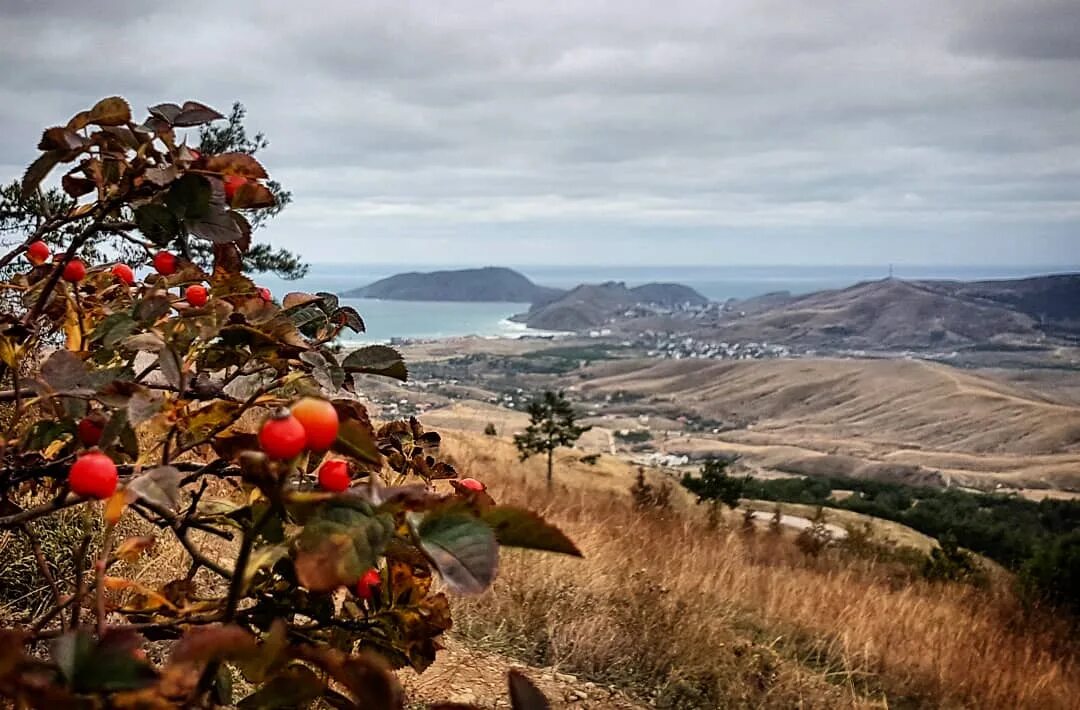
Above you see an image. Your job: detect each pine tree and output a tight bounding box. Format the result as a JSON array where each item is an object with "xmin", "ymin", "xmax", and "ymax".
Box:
[{"xmin": 513, "ymin": 391, "xmax": 591, "ymax": 487}]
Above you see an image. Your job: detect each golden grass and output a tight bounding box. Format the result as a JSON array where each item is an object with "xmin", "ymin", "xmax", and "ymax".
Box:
[{"xmin": 443, "ymin": 433, "xmax": 1080, "ymax": 709}]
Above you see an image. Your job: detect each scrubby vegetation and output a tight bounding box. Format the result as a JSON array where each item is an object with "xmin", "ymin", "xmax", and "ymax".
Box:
[{"xmin": 742, "ymin": 474, "xmax": 1080, "ymax": 611}]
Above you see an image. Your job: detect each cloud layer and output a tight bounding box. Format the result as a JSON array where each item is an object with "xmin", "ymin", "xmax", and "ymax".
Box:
[{"xmin": 2, "ymin": 0, "xmax": 1078, "ymax": 265}]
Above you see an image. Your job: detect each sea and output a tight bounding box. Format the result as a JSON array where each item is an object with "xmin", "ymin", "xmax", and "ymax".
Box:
[{"xmin": 253, "ymin": 264, "xmax": 1079, "ymax": 345}]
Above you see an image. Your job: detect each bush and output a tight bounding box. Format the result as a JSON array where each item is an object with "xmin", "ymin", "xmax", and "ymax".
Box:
[
  {"xmin": 0, "ymin": 96, "xmax": 573, "ymax": 708},
  {"xmin": 484, "ymin": 422, "xmax": 498, "ymax": 436},
  {"xmin": 630, "ymin": 468, "xmax": 672, "ymax": 513}
]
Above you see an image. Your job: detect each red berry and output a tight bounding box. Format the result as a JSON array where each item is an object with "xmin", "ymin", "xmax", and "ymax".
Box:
[
  {"xmin": 291, "ymin": 398, "xmax": 339, "ymax": 451},
  {"xmin": 458, "ymin": 477, "xmax": 485, "ymax": 492},
  {"xmin": 356, "ymin": 568, "xmax": 381, "ymax": 600},
  {"xmin": 26, "ymin": 240, "xmax": 50, "ymax": 265},
  {"xmin": 77, "ymin": 415, "xmax": 105, "ymax": 447},
  {"xmin": 258, "ymin": 411, "xmax": 307, "ymax": 460},
  {"xmin": 257, "ymin": 287, "xmax": 272, "ymax": 302},
  {"xmin": 153, "ymin": 251, "xmax": 177, "ymax": 276},
  {"xmin": 69, "ymin": 452, "xmax": 118, "ymax": 500},
  {"xmin": 111, "ymin": 263, "xmax": 135, "ymax": 286},
  {"xmin": 223, "ymin": 175, "xmax": 247, "ymax": 202},
  {"xmin": 62, "ymin": 259, "xmax": 86, "ymax": 283},
  {"xmin": 318, "ymin": 460, "xmax": 350, "ymax": 492},
  {"xmin": 186, "ymin": 284, "xmax": 208, "ymax": 307}
]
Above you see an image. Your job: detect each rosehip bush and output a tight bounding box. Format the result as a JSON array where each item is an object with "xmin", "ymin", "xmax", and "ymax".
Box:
[{"xmin": 0, "ymin": 97, "xmax": 579, "ymax": 709}]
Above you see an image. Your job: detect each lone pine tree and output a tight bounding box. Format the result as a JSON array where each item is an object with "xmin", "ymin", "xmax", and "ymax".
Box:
[{"xmin": 514, "ymin": 391, "xmax": 591, "ymax": 487}]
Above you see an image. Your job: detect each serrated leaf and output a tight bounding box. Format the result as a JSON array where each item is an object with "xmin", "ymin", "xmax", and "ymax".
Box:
[
  {"xmin": 509, "ymin": 670, "xmax": 550, "ymax": 710},
  {"xmin": 414, "ymin": 509, "xmax": 498, "ymax": 595},
  {"xmin": 126, "ymin": 466, "xmax": 182, "ymax": 513},
  {"xmin": 341, "ymin": 345, "xmax": 406, "ymax": 381},
  {"xmin": 188, "ymin": 206, "xmax": 243, "ymax": 243},
  {"xmin": 288, "ymin": 305, "xmax": 327, "ymax": 330},
  {"xmin": 301, "ymin": 350, "xmax": 346, "ymax": 392},
  {"xmin": 134, "ymin": 203, "xmax": 180, "ymax": 246},
  {"xmin": 88, "ymin": 96, "xmax": 132, "ymax": 127},
  {"xmin": 147, "ymin": 103, "xmax": 182, "ymax": 124},
  {"xmin": 332, "ymin": 417, "xmax": 382, "ymax": 466},
  {"xmin": 316, "ymin": 292, "xmax": 339, "ymax": 313},
  {"xmin": 172, "ymin": 101, "xmax": 225, "ymax": 127},
  {"xmin": 480, "ymin": 506, "xmax": 582, "ymax": 557},
  {"xmin": 166, "ymin": 173, "xmax": 212, "ymax": 220},
  {"xmin": 40, "ymin": 350, "xmax": 89, "ymax": 392},
  {"xmin": 204, "ymin": 152, "xmax": 269, "ymax": 179},
  {"xmin": 293, "ymin": 503, "xmax": 392, "ymax": 593},
  {"xmin": 283, "ymin": 292, "xmax": 322, "ymax": 310},
  {"xmin": 22, "ymin": 151, "xmax": 61, "ymax": 199},
  {"xmin": 39, "ymin": 126, "xmax": 87, "ymax": 152}
]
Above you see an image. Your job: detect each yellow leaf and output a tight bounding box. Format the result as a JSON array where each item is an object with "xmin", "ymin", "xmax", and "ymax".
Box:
[
  {"xmin": 115, "ymin": 535, "xmax": 155, "ymax": 563},
  {"xmin": 42, "ymin": 434, "xmax": 73, "ymax": 460},
  {"xmin": 0, "ymin": 335, "xmax": 20, "ymax": 369},
  {"xmin": 104, "ymin": 489, "xmax": 127, "ymax": 524}
]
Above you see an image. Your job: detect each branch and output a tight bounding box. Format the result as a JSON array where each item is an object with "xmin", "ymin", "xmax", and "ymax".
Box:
[
  {"xmin": 23, "ymin": 218, "xmax": 103, "ymax": 326},
  {"xmin": 19, "ymin": 523, "xmax": 61, "ymax": 604}
]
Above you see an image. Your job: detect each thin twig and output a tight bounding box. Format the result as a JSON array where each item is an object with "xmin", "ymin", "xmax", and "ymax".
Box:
[
  {"xmin": 94, "ymin": 522, "xmax": 117, "ymax": 637},
  {"xmin": 19, "ymin": 523, "xmax": 60, "ymax": 604}
]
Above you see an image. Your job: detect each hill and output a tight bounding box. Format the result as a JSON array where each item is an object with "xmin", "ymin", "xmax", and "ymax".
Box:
[
  {"xmin": 700, "ymin": 275, "xmax": 1080, "ymax": 349},
  {"xmin": 518, "ymin": 280, "xmax": 710, "ymax": 331},
  {"xmin": 340, "ymin": 267, "xmax": 563, "ymax": 302},
  {"xmin": 577, "ymin": 357, "xmax": 1080, "ymax": 489}
]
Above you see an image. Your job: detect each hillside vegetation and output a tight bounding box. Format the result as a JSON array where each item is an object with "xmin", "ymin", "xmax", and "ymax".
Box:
[{"xmin": 439, "ymin": 433, "xmax": 1079, "ymax": 709}]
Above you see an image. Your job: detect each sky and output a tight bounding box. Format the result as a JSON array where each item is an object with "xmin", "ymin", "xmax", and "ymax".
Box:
[{"xmin": 1, "ymin": 0, "xmax": 1078, "ymax": 267}]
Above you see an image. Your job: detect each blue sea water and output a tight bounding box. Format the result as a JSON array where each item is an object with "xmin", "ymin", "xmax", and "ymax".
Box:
[{"xmin": 254, "ymin": 263, "xmax": 1078, "ymax": 344}]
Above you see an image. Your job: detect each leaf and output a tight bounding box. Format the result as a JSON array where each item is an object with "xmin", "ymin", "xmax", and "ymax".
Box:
[
  {"xmin": 134, "ymin": 292, "xmax": 172, "ymax": 323},
  {"xmin": 166, "ymin": 173, "xmax": 212, "ymax": 220},
  {"xmin": 204, "ymin": 153, "xmax": 269, "ymax": 179},
  {"xmin": 88, "ymin": 96, "xmax": 132, "ymax": 126},
  {"xmin": 21, "ymin": 151, "xmax": 61, "ymax": 199},
  {"xmin": 237, "ymin": 663, "xmax": 325, "ymax": 709},
  {"xmin": 135, "ymin": 204, "xmax": 181, "ymax": 246},
  {"xmin": 39, "ymin": 126, "xmax": 88, "ymax": 152},
  {"xmin": 127, "ymin": 389, "xmax": 163, "ymax": 425},
  {"xmin": 341, "ymin": 345, "xmax": 407, "ymax": 382},
  {"xmin": 231, "ymin": 181, "xmax": 277, "ymax": 210},
  {"xmin": 293, "ymin": 502, "xmax": 393, "ymax": 593},
  {"xmin": 413, "ymin": 509, "xmax": 498, "ymax": 595},
  {"xmin": 51, "ymin": 629, "xmax": 156, "ymax": 693},
  {"xmin": 90, "ymin": 313, "xmax": 137, "ymax": 349},
  {"xmin": 120, "ymin": 332, "xmax": 165, "ymax": 353},
  {"xmin": 40, "ymin": 350, "xmax": 89, "ymax": 392},
  {"xmin": 171, "ymin": 625, "xmax": 258, "ymax": 664},
  {"xmin": 242, "ymin": 544, "xmax": 289, "ymax": 592},
  {"xmin": 316, "ymin": 292, "xmax": 339, "ymax": 313},
  {"xmin": 333, "ymin": 306, "xmax": 366, "ymax": 333},
  {"xmin": 332, "ymin": 417, "xmax": 382, "ymax": 466},
  {"xmin": 283, "ymin": 292, "xmax": 322, "ymax": 310},
  {"xmin": 61, "ymin": 172, "xmax": 96, "ymax": 198},
  {"xmin": 301, "ymin": 350, "xmax": 346, "ymax": 392},
  {"xmin": 188, "ymin": 206, "xmax": 244, "ymax": 243},
  {"xmin": 298, "ymin": 647, "xmax": 402, "ymax": 710},
  {"xmin": 480, "ymin": 506, "xmax": 582, "ymax": 557},
  {"xmin": 126, "ymin": 466, "xmax": 182, "ymax": 513},
  {"xmin": 115, "ymin": 536, "xmax": 156, "ymax": 563},
  {"xmin": 173, "ymin": 101, "xmax": 225, "ymax": 127},
  {"xmin": 104, "ymin": 490, "xmax": 127, "ymax": 525},
  {"xmin": 509, "ymin": 670, "xmax": 550, "ymax": 710},
  {"xmin": 158, "ymin": 347, "xmax": 184, "ymax": 390},
  {"xmin": 147, "ymin": 103, "xmax": 182, "ymax": 124}
]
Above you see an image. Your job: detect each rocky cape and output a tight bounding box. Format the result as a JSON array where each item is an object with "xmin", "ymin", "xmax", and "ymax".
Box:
[
  {"xmin": 340, "ymin": 267, "xmax": 563, "ymax": 303},
  {"xmin": 513, "ymin": 281, "xmax": 710, "ymax": 332}
]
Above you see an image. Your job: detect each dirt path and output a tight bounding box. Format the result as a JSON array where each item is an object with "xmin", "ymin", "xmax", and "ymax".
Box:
[{"xmin": 400, "ymin": 636, "xmax": 645, "ymax": 709}]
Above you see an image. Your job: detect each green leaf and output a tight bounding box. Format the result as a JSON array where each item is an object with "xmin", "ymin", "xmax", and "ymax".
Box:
[
  {"xmin": 341, "ymin": 345, "xmax": 407, "ymax": 382},
  {"xmin": 509, "ymin": 669, "xmax": 550, "ymax": 710},
  {"xmin": 332, "ymin": 417, "xmax": 382, "ymax": 466},
  {"xmin": 88, "ymin": 96, "xmax": 132, "ymax": 126},
  {"xmin": 127, "ymin": 466, "xmax": 182, "ymax": 513},
  {"xmin": 293, "ymin": 501, "xmax": 393, "ymax": 593},
  {"xmin": 315, "ymin": 292, "xmax": 339, "ymax": 313},
  {"xmin": 166, "ymin": 173, "xmax": 212, "ymax": 220},
  {"xmin": 188, "ymin": 206, "xmax": 244, "ymax": 243},
  {"xmin": 135, "ymin": 203, "xmax": 180, "ymax": 246},
  {"xmin": 301, "ymin": 350, "xmax": 345, "ymax": 392},
  {"xmin": 242, "ymin": 544, "xmax": 289, "ymax": 593},
  {"xmin": 480, "ymin": 506, "xmax": 582, "ymax": 557},
  {"xmin": 51, "ymin": 629, "xmax": 157, "ymax": 693},
  {"xmin": 91, "ymin": 313, "xmax": 137, "ymax": 350},
  {"xmin": 413, "ymin": 509, "xmax": 498, "ymax": 595},
  {"xmin": 237, "ymin": 663, "xmax": 325, "ymax": 709}
]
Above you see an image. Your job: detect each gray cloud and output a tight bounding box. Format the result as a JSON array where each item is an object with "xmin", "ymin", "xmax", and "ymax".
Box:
[{"xmin": 0, "ymin": 0, "xmax": 1078, "ymax": 266}]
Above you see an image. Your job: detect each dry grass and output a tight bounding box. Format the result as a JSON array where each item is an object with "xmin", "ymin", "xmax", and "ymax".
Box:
[{"xmin": 443, "ymin": 433, "xmax": 1080, "ymax": 710}]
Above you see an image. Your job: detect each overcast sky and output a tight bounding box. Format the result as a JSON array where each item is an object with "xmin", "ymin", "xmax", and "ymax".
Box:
[{"xmin": 1, "ymin": 0, "xmax": 1078, "ymax": 267}]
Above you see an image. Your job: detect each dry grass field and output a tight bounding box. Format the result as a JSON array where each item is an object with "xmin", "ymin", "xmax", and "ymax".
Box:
[
  {"xmin": 577, "ymin": 357, "xmax": 1080, "ymax": 490},
  {"xmin": 440, "ymin": 432, "xmax": 1080, "ymax": 709}
]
